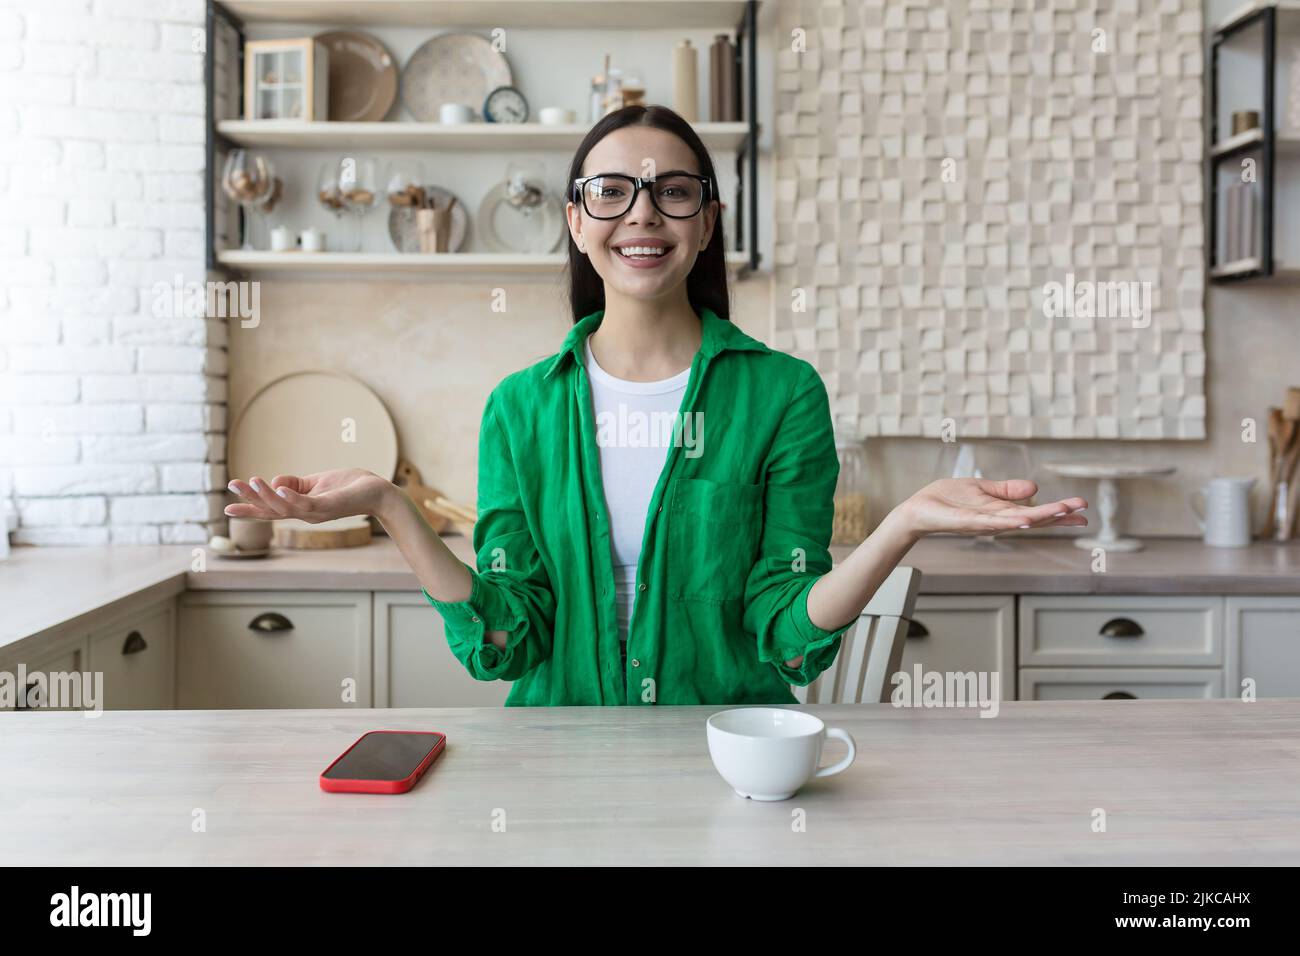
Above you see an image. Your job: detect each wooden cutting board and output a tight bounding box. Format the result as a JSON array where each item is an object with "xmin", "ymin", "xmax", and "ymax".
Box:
[{"xmin": 229, "ymin": 370, "xmax": 399, "ymax": 549}]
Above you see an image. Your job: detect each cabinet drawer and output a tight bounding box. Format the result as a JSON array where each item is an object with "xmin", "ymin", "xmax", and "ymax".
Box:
[
  {"xmin": 87, "ymin": 600, "xmax": 175, "ymax": 710},
  {"xmin": 1020, "ymin": 668, "xmax": 1223, "ymax": 701},
  {"xmin": 178, "ymin": 591, "xmax": 372, "ymax": 709},
  {"xmin": 1226, "ymin": 598, "xmax": 1300, "ymax": 699},
  {"xmin": 1019, "ymin": 596, "xmax": 1222, "ymax": 667},
  {"xmin": 898, "ymin": 595, "xmax": 1016, "ymax": 700}
]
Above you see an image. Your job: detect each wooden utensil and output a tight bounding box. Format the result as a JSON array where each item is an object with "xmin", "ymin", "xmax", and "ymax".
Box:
[
  {"xmin": 423, "ymin": 494, "xmax": 477, "ymax": 528},
  {"xmin": 1262, "ymin": 407, "xmax": 1285, "ymax": 537},
  {"xmin": 393, "ymin": 458, "xmax": 453, "ymax": 534}
]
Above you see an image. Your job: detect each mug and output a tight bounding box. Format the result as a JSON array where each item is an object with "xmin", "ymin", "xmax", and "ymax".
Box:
[
  {"xmin": 228, "ymin": 515, "xmax": 273, "ymax": 552},
  {"xmin": 706, "ymin": 707, "xmax": 856, "ymax": 801},
  {"xmin": 1191, "ymin": 476, "xmax": 1255, "ymax": 548},
  {"xmin": 300, "ymin": 227, "xmax": 324, "ymax": 252},
  {"xmin": 270, "ymin": 225, "xmax": 292, "ymax": 251},
  {"xmin": 538, "ymin": 106, "xmax": 576, "ymax": 126},
  {"xmin": 439, "ymin": 102, "xmax": 473, "ymax": 124}
]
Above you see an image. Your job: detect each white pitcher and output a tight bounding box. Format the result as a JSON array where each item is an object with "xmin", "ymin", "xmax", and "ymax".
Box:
[{"xmin": 1190, "ymin": 477, "xmax": 1255, "ymax": 548}]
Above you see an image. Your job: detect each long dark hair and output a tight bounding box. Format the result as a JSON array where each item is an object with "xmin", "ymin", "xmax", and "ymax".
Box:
[{"xmin": 564, "ymin": 105, "xmax": 731, "ymax": 324}]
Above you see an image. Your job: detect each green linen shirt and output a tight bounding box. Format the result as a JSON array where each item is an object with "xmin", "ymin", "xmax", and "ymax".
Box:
[{"xmin": 423, "ymin": 304, "xmax": 857, "ymax": 705}]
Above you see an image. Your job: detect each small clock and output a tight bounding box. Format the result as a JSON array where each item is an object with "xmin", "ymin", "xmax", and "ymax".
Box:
[{"xmin": 484, "ymin": 85, "xmax": 529, "ymax": 124}]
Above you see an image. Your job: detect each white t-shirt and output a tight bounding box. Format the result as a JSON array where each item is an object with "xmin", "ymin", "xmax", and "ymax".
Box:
[{"xmin": 584, "ymin": 336, "xmax": 692, "ymax": 643}]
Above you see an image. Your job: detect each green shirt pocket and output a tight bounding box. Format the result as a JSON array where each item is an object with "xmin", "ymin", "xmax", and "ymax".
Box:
[{"xmin": 667, "ymin": 477, "xmax": 763, "ymax": 604}]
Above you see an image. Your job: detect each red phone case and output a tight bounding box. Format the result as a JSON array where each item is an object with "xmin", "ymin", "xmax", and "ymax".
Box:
[{"xmin": 319, "ymin": 730, "xmax": 446, "ymax": 794}]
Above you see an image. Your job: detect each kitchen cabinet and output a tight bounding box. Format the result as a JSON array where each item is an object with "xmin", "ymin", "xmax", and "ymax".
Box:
[
  {"xmin": 178, "ymin": 591, "xmax": 372, "ymax": 709},
  {"xmin": 0, "ymin": 632, "xmax": 83, "ymax": 712},
  {"xmin": 897, "ymin": 595, "xmax": 1016, "ymax": 700},
  {"xmin": 86, "ymin": 598, "xmax": 176, "ymax": 711},
  {"xmin": 373, "ymin": 591, "xmax": 510, "ymax": 707},
  {"xmin": 1020, "ymin": 668, "xmax": 1223, "ymax": 701},
  {"xmin": 1225, "ymin": 597, "xmax": 1300, "ymax": 699}
]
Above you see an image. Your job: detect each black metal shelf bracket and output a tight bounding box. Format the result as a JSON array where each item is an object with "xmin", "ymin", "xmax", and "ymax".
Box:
[
  {"xmin": 733, "ymin": 0, "xmax": 760, "ymax": 273},
  {"xmin": 205, "ymin": 0, "xmax": 245, "ymax": 274},
  {"xmin": 1206, "ymin": 4, "xmax": 1276, "ymax": 283}
]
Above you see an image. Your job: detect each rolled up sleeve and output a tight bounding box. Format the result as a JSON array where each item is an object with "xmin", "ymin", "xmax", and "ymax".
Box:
[
  {"xmin": 423, "ymin": 389, "xmax": 556, "ymax": 682},
  {"xmin": 742, "ymin": 362, "xmax": 858, "ymax": 686}
]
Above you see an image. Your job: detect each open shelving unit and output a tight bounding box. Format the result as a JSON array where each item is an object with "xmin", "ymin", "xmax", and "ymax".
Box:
[
  {"xmin": 205, "ymin": 0, "xmax": 763, "ymax": 278},
  {"xmin": 1206, "ymin": 1, "xmax": 1300, "ymax": 281}
]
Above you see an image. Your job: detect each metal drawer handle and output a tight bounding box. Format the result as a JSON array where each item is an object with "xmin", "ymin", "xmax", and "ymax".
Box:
[
  {"xmin": 1099, "ymin": 617, "xmax": 1144, "ymax": 638},
  {"xmin": 121, "ymin": 631, "xmax": 148, "ymax": 655},
  {"xmin": 248, "ymin": 612, "xmax": 294, "ymax": 634},
  {"xmin": 1103, "ymin": 691, "xmax": 1137, "ymax": 700},
  {"xmin": 906, "ymin": 618, "xmax": 929, "ymax": 639}
]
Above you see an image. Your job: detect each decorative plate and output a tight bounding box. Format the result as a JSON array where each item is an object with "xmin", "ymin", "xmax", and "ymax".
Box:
[
  {"xmin": 387, "ymin": 184, "xmax": 470, "ymax": 253},
  {"xmin": 400, "ymin": 33, "xmax": 512, "ymax": 122},
  {"xmin": 315, "ymin": 30, "xmax": 397, "ymax": 122}
]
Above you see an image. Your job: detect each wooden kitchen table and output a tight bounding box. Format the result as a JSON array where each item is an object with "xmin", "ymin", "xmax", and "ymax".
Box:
[{"xmin": 2, "ymin": 699, "xmax": 1298, "ymax": 865}]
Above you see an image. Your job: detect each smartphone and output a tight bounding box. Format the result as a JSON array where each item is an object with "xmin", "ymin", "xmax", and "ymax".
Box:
[{"xmin": 319, "ymin": 730, "xmax": 446, "ymax": 794}]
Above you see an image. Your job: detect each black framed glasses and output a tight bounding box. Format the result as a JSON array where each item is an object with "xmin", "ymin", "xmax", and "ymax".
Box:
[{"xmin": 571, "ymin": 172, "xmax": 712, "ymax": 220}]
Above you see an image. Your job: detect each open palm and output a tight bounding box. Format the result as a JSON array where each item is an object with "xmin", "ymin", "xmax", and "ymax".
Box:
[
  {"xmin": 224, "ymin": 468, "xmax": 390, "ymax": 523},
  {"xmin": 901, "ymin": 478, "xmax": 1087, "ymax": 536}
]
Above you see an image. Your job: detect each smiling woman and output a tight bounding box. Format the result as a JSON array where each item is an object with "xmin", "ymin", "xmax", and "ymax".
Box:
[{"xmin": 224, "ymin": 105, "xmax": 1088, "ymax": 707}]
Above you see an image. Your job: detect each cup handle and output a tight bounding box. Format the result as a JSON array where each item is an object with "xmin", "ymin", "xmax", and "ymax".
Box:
[
  {"xmin": 1189, "ymin": 490, "xmax": 1206, "ymax": 533},
  {"xmin": 814, "ymin": 727, "xmax": 856, "ymax": 778}
]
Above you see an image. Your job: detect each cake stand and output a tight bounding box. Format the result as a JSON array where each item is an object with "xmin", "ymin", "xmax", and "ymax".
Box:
[{"xmin": 1043, "ymin": 463, "xmax": 1176, "ymax": 552}]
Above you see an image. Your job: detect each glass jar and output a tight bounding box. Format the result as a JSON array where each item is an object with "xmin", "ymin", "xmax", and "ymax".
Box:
[{"xmin": 832, "ymin": 419, "xmax": 870, "ymax": 545}]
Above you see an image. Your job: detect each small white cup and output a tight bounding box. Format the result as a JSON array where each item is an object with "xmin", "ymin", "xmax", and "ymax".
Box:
[
  {"xmin": 706, "ymin": 707, "xmax": 856, "ymax": 801},
  {"xmin": 300, "ymin": 227, "xmax": 324, "ymax": 252},
  {"xmin": 270, "ymin": 225, "xmax": 292, "ymax": 251},
  {"xmin": 439, "ymin": 102, "xmax": 474, "ymax": 124},
  {"xmin": 538, "ymin": 106, "xmax": 576, "ymax": 126}
]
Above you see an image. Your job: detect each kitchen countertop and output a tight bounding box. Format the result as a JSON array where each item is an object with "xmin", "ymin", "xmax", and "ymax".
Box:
[
  {"xmin": 4, "ymin": 535, "xmax": 1300, "ymax": 650},
  {"xmin": 2, "ymin": 699, "xmax": 1297, "ymax": 865}
]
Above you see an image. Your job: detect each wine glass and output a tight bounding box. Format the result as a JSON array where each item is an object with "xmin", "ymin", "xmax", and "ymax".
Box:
[
  {"xmin": 931, "ymin": 440, "xmax": 1035, "ymax": 548},
  {"xmin": 316, "ymin": 159, "xmax": 347, "ymax": 247},
  {"xmin": 221, "ymin": 149, "xmax": 275, "ymax": 251},
  {"xmin": 384, "ymin": 158, "xmax": 427, "ymax": 229},
  {"xmin": 337, "ymin": 156, "xmax": 378, "ymax": 253}
]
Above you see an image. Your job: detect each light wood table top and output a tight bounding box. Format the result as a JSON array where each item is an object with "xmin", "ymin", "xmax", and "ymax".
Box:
[{"xmin": 3, "ymin": 699, "xmax": 1298, "ymax": 865}]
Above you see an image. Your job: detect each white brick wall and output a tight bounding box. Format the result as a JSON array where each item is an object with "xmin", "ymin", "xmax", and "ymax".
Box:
[{"xmin": 0, "ymin": 0, "xmax": 220, "ymax": 546}]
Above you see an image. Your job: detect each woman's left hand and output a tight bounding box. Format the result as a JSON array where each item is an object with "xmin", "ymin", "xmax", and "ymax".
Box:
[{"xmin": 896, "ymin": 478, "xmax": 1087, "ymax": 539}]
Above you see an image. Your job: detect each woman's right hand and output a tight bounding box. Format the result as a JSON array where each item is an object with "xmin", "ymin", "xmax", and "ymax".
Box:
[{"xmin": 224, "ymin": 468, "xmax": 394, "ymax": 523}]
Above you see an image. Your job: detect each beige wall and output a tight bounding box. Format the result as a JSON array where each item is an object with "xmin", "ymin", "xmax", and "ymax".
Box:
[
  {"xmin": 229, "ymin": 273, "xmax": 1294, "ymax": 540},
  {"xmin": 227, "ymin": 274, "xmax": 776, "ymax": 511}
]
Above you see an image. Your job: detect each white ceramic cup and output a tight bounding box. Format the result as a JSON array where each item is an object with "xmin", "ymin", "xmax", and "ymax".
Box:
[
  {"xmin": 439, "ymin": 102, "xmax": 474, "ymax": 124},
  {"xmin": 300, "ymin": 227, "xmax": 324, "ymax": 252},
  {"xmin": 538, "ymin": 106, "xmax": 576, "ymax": 126},
  {"xmin": 270, "ymin": 225, "xmax": 292, "ymax": 251},
  {"xmin": 706, "ymin": 707, "xmax": 856, "ymax": 801},
  {"xmin": 1190, "ymin": 476, "xmax": 1255, "ymax": 548}
]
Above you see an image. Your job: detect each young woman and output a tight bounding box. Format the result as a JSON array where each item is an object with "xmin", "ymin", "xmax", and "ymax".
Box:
[{"xmin": 225, "ymin": 105, "xmax": 1087, "ymax": 707}]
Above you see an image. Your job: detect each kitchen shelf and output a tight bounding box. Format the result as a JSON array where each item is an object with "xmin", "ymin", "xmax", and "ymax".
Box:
[
  {"xmin": 1205, "ymin": 2, "xmax": 1300, "ymax": 282},
  {"xmin": 1210, "ymin": 256, "xmax": 1300, "ymax": 279},
  {"xmin": 216, "ymin": 119, "xmax": 754, "ymax": 152},
  {"xmin": 1209, "ymin": 129, "xmax": 1300, "ymax": 157},
  {"xmin": 219, "ymin": 0, "xmax": 753, "ymax": 29},
  {"xmin": 206, "ymin": 0, "xmax": 763, "ymax": 273},
  {"xmin": 216, "ymin": 249, "xmax": 755, "ymax": 276},
  {"xmin": 1215, "ymin": 0, "xmax": 1300, "ymax": 32}
]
